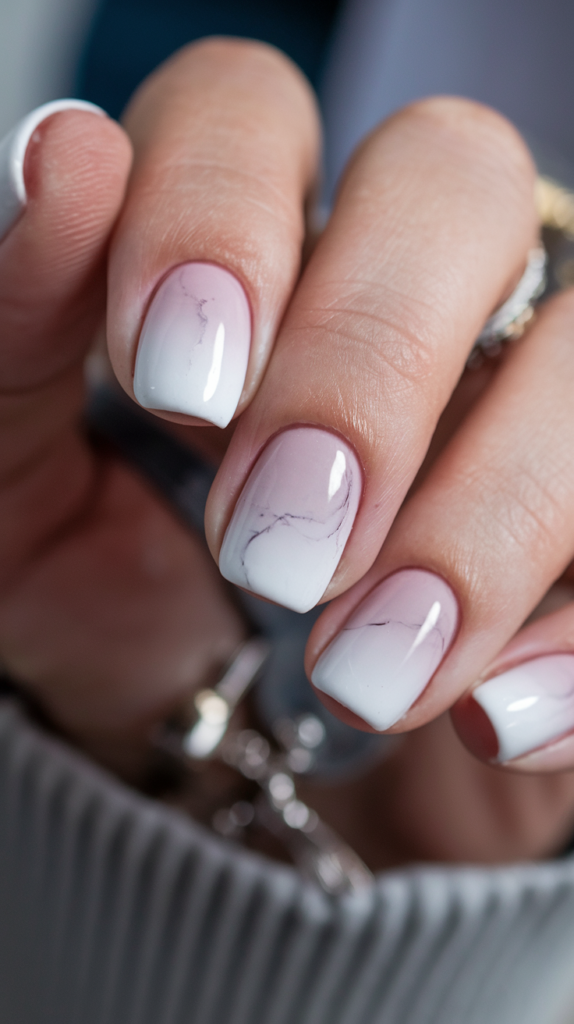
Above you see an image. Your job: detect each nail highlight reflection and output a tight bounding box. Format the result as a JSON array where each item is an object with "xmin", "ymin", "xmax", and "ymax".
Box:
[
  {"xmin": 472, "ymin": 654, "xmax": 574, "ymax": 762},
  {"xmin": 312, "ymin": 569, "xmax": 459, "ymax": 731},
  {"xmin": 219, "ymin": 427, "xmax": 362, "ymax": 613}
]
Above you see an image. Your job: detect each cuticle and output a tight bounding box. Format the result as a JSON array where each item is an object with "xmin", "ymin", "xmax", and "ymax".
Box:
[{"xmin": 477, "ymin": 648, "xmax": 574, "ymax": 689}]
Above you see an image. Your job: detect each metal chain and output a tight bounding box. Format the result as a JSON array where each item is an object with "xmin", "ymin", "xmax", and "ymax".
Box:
[{"xmin": 154, "ymin": 638, "xmax": 374, "ymax": 896}]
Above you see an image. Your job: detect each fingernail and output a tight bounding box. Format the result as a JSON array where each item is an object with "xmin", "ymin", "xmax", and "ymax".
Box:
[
  {"xmin": 219, "ymin": 427, "xmax": 362, "ymax": 613},
  {"xmin": 0, "ymin": 99, "xmax": 105, "ymax": 243},
  {"xmin": 133, "ymin": 263, "xmax": 251, "ymax": 429},
  {"xmin": 472, "ymin": 654, "xmax": 574, "ymax": 762},
  {"xmin": 312, "ymin": 569, "xmax": 459, "ymax": 730}
]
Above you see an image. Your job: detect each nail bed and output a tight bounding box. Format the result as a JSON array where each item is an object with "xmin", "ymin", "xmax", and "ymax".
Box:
[
  {"xmin": 312, "ymin": 569, "xmax": 459, "ymax": 731},
  {"xmin": 219, "ymin": 426, "xmax": 362, "ymax": 613},
  {"xmin": 134, "ymin": 262, "xmax": 251, "ymax": 428}
]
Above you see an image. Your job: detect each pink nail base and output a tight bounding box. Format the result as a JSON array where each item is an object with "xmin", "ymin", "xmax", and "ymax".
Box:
[
  {"xmin": 219, "ymin": 427, "xmax": 362, "ymax": 613},
  {"xmin": 134, "ymin": 263, "xmax": 251, "ymax": 428},
  {"xmin": 312, "ymin": 569, "xmax": 459, "ymax": 731}
]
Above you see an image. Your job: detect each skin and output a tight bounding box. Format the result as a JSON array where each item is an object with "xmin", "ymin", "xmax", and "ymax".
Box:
[{"xmin": 2, "ymin": 38, "xmax": 574, "ymax": 864}]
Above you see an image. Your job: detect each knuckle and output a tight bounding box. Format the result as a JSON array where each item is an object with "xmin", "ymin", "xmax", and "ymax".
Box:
[
  {"xmin": 290, "ymin": 290, "xmax": 439, "ymax": 408},
  {"xmin": 456, "ymin": 457, "xmax": 567, "ymax": 566},
  {"xmin": 358, "ymin": 96, "xmax": 536, "ymax": 220},
  {"xmin": 136, "ymin": 160, "xmax": 304, "ymax": 270},
  {"xmin": 496, "ymin": 476, "xmax": 563, "ymax": 556},
  {"xmin": 187, "ymin": 162, "xmax": 303, "ymax": 233},
  {"xmin": 401, "ymin": 96, "xmax": 534, "ymax": 185},
  {"xmin": 188, "ymin": 36, "xmax": 297, "ymax": 77},
  {"xmin": 159, "ymin": 37, "xmax": 318, "ymax": 121}
]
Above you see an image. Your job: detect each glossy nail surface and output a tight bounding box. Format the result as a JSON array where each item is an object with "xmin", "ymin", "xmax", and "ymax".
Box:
[
  {"xmin": 312, "ymin": 569, "xmax": 459, "ymax": 730},
  {"xmin": 133, "ymin": 263, "xmax": 251, "ymax": 428},
  {"xmin": 0, "ymin": 99, "xmax": 104, "ymax": 243},
  {"xmin": 472, "ymin": 654, "xmax": 574, "ymax": 762},
  {"xmin": 219, "ymin": 427, "xmax": 362, "ymax": 613}
]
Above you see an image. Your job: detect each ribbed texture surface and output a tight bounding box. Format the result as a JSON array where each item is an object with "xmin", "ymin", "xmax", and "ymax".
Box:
[{"xmin": 1, "ymin": 700, "xmax": 574, "ymax": 1024}]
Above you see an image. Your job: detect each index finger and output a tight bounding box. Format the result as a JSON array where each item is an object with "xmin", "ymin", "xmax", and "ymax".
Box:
[{"xmin": 107, "ymin": 38, "xmax": 320, "ymax": 429}]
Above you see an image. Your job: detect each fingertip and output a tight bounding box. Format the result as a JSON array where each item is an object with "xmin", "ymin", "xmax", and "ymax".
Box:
[
  {"xmin": 0, "ymin": 107, "xmax": 132, "ymax": 391},
  {"xmin": 23, "ymin": 107, "xmax": 132, "ymax": 240},
  {"xmin": 0, "ymin": 101, "xmax": 110, "ymax": 242}
]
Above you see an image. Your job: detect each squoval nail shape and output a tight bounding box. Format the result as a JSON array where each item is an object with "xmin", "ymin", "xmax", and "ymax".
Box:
[
  {"xmin": 0, "ymin": 99, "xmax": 105, "ymax": 243},
  {"xmin": 219, "ymin": 427, "xmax": 362, "ymax": 613},
  {"xmin": 472, "ymin": 654, "xmax": 574, "ymax": 762},
  {"xmin": 134, "ymin": 263, "xmax": 251, "ymax": 428},
  {"xmin": 312, "ymin": 569, "xmax": 459, "ymax": 730}
]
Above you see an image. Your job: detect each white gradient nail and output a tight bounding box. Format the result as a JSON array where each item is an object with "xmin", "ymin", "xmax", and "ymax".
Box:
[
  {"xmin": 219, "ymin": 427, "xmax": 362, "ymax": 613},
  {"xmin": 472, "ymin": 654, "xmax": 574, "ymax": 762},
  {"xmin": 312, "ymin": 569, "xmax": 459, "ymax": 730},
  {"xmin": 134, "ymin": 263, "xmax": 251, "ymax": 428},
  {"xmin": 0, "ymin": 99, "xmax": 105, "ymax": 243}
]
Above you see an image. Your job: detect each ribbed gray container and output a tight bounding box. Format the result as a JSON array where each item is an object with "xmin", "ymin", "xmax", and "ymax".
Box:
[{"xmin": 1, "ymin": 700, "xmax": 573, "ymax": 1024}]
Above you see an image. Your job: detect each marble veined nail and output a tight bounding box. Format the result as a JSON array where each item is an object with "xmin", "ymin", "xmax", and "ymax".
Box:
[
  {"xmin": 312, "ymin": 569, "xmax": 459, "ymax": 731},
  {"xmin": 472, "ymin": 654, "xmax": 574, "ymax": 762},
  {"xmin": 134, "ymin": 263, "xmax": 251, "ymax": 428},
  {"xmin": 0, "ymin": 99, "xmax": 105, "ymax": 243},
  {"xmin": 219, "ymin": 427, "xmax": 362, "ymax": 613}
]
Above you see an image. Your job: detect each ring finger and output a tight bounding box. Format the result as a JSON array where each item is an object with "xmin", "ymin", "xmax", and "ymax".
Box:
[{"xmin": 307, "ymin": 288, "xmax": 574, "ymax": 739}]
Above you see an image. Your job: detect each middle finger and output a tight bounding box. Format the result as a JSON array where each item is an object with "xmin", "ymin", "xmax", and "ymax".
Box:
[{"xmin": 207, "ymin": 96, "xmax": 537, "ymax": 612}]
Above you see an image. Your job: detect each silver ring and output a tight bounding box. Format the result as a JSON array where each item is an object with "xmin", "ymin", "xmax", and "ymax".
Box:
[{"xmin": 468, "ymin": 246, "xmax": 547, "ymax": 368}]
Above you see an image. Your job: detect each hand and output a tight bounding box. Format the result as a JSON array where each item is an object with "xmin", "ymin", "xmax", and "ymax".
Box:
[
  {"xmin": 0, "ymin": 94, "xmax": 247, "ymax": 779},
  {"xmin": 2, "ymin": 39, "xmax": 574, "ymax": 867}
]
